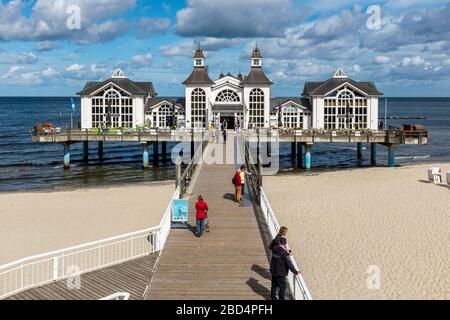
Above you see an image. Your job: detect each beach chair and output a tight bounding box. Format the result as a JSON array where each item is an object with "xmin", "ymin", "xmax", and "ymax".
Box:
[
  {"xmin": 447, "ymin": 171, "xmax": 450, "ymax": 189},
  {"xmin": 428, "ymin": 167, "xmax": 442, "ymax": 184}
]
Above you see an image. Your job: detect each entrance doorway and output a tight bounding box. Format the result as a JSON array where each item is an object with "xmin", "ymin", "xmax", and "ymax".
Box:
[{"xmin": 220, "ymin": 115, "xmax": 235, "ymax": 130}]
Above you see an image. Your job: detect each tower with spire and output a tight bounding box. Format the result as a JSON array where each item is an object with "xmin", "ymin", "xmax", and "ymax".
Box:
[
  {"xmin": 183, "ymin": 46, "xmax": 214, "ymax": 129},
  {"xmin": 242, "ymin": 45, "xmax": 273, "ymax": 129}
]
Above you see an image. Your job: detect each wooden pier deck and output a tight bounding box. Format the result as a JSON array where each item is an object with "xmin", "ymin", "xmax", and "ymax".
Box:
[
  {"xmin": 145, "ymin": 138, "xmax": 273, "ymax": 300},
  {"xmin": 6, "ymin": 254, "xmax": 158, "ymax": 300}
]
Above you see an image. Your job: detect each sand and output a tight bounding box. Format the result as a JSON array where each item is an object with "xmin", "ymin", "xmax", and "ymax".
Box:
[
  {"xmin": 0, "ymin": 183, "xmax": 175, "ymax": 265},
  {"xmin": 264, "ymin": 164, "xmax": 450, "ymax": 300}
]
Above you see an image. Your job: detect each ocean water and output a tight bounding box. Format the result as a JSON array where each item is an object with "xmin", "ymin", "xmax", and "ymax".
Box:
[{"xmin": 0, "ymin": 97, "xmax": 449, "ymax": 192}]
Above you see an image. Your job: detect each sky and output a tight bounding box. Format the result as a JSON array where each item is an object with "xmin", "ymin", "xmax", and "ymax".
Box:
[{"xmin": 1, "ymin": 0, "xmax": 450, "ymax": 97}]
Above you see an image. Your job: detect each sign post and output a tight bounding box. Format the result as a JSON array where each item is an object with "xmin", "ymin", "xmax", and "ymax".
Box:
[{"xmin": 171, "ymin": 199, "xmax": 189, "ymax": 229}]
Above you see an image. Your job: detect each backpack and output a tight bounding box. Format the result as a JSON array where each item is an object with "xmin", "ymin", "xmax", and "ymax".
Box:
[{"xmin": 232, "ymin": 176, "xmax": 236, "ymax": 186}]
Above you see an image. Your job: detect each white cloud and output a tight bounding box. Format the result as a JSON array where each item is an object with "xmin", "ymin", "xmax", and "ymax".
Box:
[
  {"xmin": 136, "ymin": 18, "xmax": 171, "ymax": 38},
  {"xmin": 174, "ymin": 0, "xmax": 307, "ymax": 38},
  {"xmin": 374, "ymin": 56, "xmax": 391, "ymax": 64},
  {"xmin": 0, "ymin": 0, "xmax": 135, "ymax": 44},
  {"xmin": 66, "ymin": 64, "xmax": 85, "ymax": 72},
  {"xmin": 402, "ymin": 56, "xmax": 425, "ymax": 67},
  {"xmin": 33, "ymin": 41, "xmax": 58, "ymax": 52},
  {"xmin": 0, "ymin": 51, "xmax": 37, "ymax": 64},
  {"xmin": 131, "ymin": 53, "xmax": 153, "ymax": 66}
]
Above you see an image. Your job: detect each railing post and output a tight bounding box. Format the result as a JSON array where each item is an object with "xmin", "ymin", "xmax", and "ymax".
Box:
[{"xmin": 20, "ymin": 262, "xmax": 24, "ymax": 290}]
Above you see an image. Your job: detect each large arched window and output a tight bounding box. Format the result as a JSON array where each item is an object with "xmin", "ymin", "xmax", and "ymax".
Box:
[
  {"xmin": 282, "ymin": 106, "xmax": 304, "ymax": 129},
  {"xmin": 249, "ymin": 88, "xmax": 265, "ymax": 128},
  {"xmin": 323, "ymin": 87, "xmax": 368, "ymax": 130},
  {"xmin": 216, "ymin": 90, "xmax": 240, "ymax": 103},
  {"xmin": 191, "ymin": 88, "xmax": 207, "ymax": 129},
  {"xmin": 151, "ymin": 104, "xmax": 174, "ymax": 128},
  {"xmin": 91, "ymin": 87, "xmax": 133, "ymax": 128}
]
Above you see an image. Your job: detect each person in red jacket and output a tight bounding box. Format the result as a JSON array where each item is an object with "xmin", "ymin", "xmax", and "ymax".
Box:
[
  {"xmin": 233, "ymin": 170, "xmax": 242, "ymax": 203},
  {"xmin": 195, "ymin": 195, "xmax": 209, "ymax": 237}
]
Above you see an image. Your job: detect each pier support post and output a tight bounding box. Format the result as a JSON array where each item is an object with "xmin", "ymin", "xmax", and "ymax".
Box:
[
  {"xmin": 143, "ymin": 143, "xmax": 150, "ymax": 169},
  {"xmin": 153, "ymin": 142, "xmax": 159, "ymax": 167},
  {"xmin": 357, "ymin": 142, "xmax": 363, "ymax": 160},
  {"xmin": 291, "ymin": 142, "xmax": 296, "ymax": 161},
  {"xmin": 98, "ymin": 141, "xmax": 104, "ymax": 161},
  {"xmin": 63, "ymin": 143, "xmax": 70, "ymax": 169},
  {"xmin": 388, "ymin": 144, "xmax": 396, "ymax": 168},
  {"xmin": 83, "ymin": 141, "xmax": 89, "ymax": 163},
  {"xmin": 305, "ymin": 144, "xmax": 312, "ymax": 171},
  {"xmin": 162, "ymin": 142, "xmax": 168, "ymax": 162},
  {"xmin": 297, "ymin": 142, "xmax": 303, "ymax": 168},
  {"xmin": 371, "ymin": 143, "xmax": 377, "ymax": 166}
]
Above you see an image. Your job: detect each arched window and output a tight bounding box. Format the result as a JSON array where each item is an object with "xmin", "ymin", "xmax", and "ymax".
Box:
[
  {"xmin": 282, "ymin": 106, "xmax": 303, "ymax": 129},
  {"xmin": 91, "ymin": 88, "xmax": 134, "ymax": 129},
  {"xmin": 249, "ymin": 88, "xmax": 265, "ymax": 128},
  {"xmin": 323, "ymin": 87, "xmax": 368, "ymax": 130},
  {"xmin": 216, "ymin": 90, "xmax": 240, "ymax": 103},
  {"xmin": 191, "ymin": 88, "xmax": 207, "ymax": 129},
  {"xmin": 152, "ymin": 104, "xmax": 174, "ymax": 128}
]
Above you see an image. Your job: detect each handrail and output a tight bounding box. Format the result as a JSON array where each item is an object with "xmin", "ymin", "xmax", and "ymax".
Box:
[
  {"xmin": 0, "ymin": 187, "xmax": 180, "ymax": 300},
  {"xmin": 238, "ymin": 134, "xmax": 312, "ymax": 300},
  {"xmin": 260, "ymin": 189, "xmax": 313, "ymax": 301}
]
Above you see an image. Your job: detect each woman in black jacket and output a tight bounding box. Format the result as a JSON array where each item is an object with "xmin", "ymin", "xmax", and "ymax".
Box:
[{"xmin": 270, "ymin": 237, "xmax": 299, "ymax": 300}]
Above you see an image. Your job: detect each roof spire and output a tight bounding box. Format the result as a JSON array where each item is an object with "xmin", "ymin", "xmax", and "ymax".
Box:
[
  {"xmin": 193, "ymin": 44, "xmax": 205, "ymax": 67},
  {"xmin": 333, "ymin": 68, "xmax": 348, "ymax": 79},
  {"xmin": 111, "ymin": 68, "xmax": 127, "ymax": 79},
  {"xmin": 251, "ymin": 45, "xmax": 263, "ymax": 67}
]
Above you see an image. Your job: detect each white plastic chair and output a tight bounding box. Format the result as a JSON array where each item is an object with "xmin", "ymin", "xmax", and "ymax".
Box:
[{"xmin": 428, "ymin": 168, "xmax": 442, "ymax": 184}]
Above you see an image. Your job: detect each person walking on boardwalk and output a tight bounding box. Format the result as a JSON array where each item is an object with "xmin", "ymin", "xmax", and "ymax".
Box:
[
  {"xmin": 222, "ymin": 129, "xmax": 227, "ymax": 144},
  {"xmin": 233, "ymin": 169, "xmax": 242, "ymax": 203},
  {"xmin": 239, "ymin": 165, "xmax": 251, "ymax": 201},
  {"xmin": 270, "ymin": 237, "xmax": 299, "ymax": 300},
  {"xmin": 195, "ymin": 195, "xmax": 209, "ymax": 237}
]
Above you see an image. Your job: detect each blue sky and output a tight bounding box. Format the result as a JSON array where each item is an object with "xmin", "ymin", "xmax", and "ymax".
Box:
[{"xmin": 1, "ymin": 0, "xmax": 450, "ymax": 97}]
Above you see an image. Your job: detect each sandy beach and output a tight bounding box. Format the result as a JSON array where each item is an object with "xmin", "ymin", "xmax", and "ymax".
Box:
[
  {"xmin": 264, "ymin": 163, "xmax": 450, "ymax": 300},
  {"xmin": 0, "ymin": 183, "xmax": 175, "ymax": 265}
]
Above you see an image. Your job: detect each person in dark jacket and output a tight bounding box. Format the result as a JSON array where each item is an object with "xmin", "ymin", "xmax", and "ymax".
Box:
[
  {"xmin": 270, "ymin": 237, "xmax": 299, "ymax": 300},
  {"xmin": 269, "ymin": 227, "xmax": 292, "ymax": 255}
]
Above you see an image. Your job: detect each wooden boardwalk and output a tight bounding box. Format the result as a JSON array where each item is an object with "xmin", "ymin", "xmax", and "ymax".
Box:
[
  {"xmin": 145, "ymin": 136, "xmax": 272, "ymax": 300},
  {"xmin": 7, "ymin": 254, "xmax": 158, "ymax": 300}
]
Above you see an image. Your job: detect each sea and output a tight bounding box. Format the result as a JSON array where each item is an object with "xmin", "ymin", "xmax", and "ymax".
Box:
[{"xmin": 0, "ymin": 97, "xmax": 449, "ymax": 192}]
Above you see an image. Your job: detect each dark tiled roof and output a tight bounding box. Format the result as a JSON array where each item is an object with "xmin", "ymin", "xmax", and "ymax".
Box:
[
  {"xmin": 270, "ymin": 97, "xmax": 312, "ymax": 113},
  {"xmin": 237, "ymin": 73, "xmax": 244, "ymax": 81},
  {"xmin": 303, "ymin": 78, "xmax": 383, "ymax": 96},
  {"xmin": 243, "ymin": 68, "xmax": 273, "ymax": 85},
  {"xmin": 252, "ymin": 48, "xmax": 263, "ymax": 59},
  {"xmin": 145, "ymin": 97, "xmax": 186, "ymax": 113},
  {"xmin": 183, "ymin": 67, "xmax": 215, "ymax": 85},
  {"xmin": 78, "ymin": 78, "xmax": 155, "ymax": 96},
  {"xmin": 193, "ymin": 48, "xmax": 205, "ymax": 59}
]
